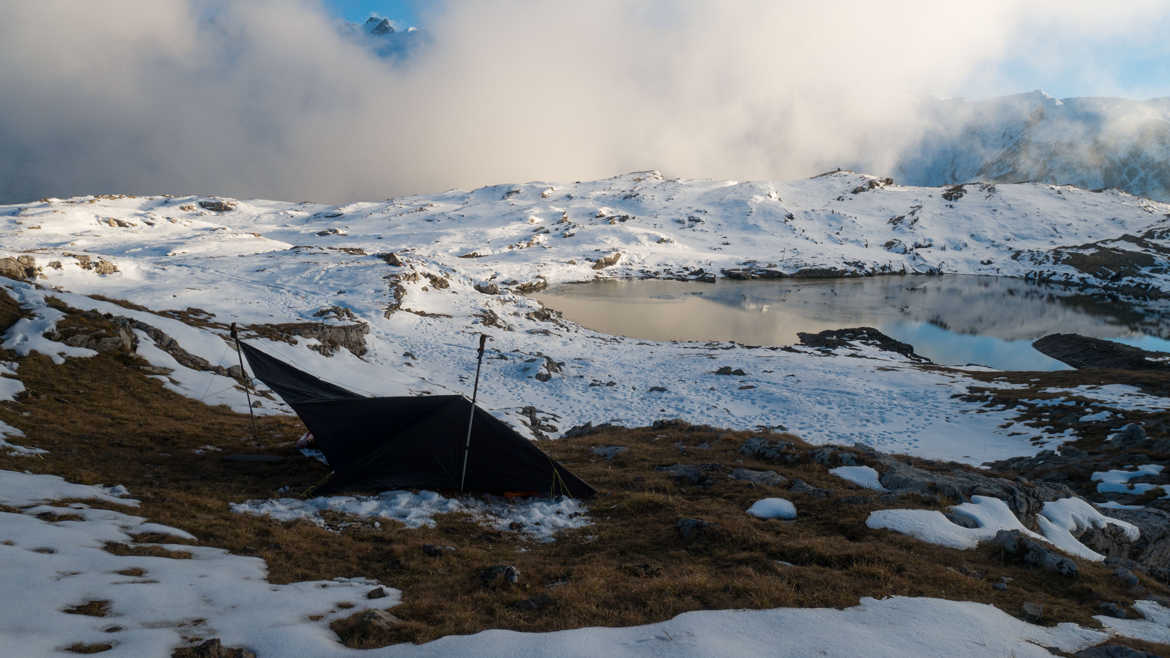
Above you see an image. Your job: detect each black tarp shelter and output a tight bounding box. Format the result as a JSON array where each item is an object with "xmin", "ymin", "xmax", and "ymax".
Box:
[{"xmin": 239, "ymin": 342, "xmax": 595, "ymax": 498}]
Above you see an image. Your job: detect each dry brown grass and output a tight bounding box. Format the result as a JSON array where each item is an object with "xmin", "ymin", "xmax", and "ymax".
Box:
[
  {"xmin": 0, "ymin": 292, "xmax": 1168, "ymax": 651},
  {"xmin": 63, "ymin": 600, "xmax": 111, "ymax": 617}
]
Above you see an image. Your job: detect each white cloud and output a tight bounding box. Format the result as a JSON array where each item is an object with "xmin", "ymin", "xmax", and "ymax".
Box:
[{"xmin": 0, "ymin": 0, "xmax": 1166, "ymax": 203}]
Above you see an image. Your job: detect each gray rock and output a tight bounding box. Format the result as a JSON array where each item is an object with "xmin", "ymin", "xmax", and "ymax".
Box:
[
  {"xmin": 788, "ymin": 479, "xmax": 830, "ymax": 498},
  {"xmin": 1097, "ymin": 601, "xmax": 1129, "ymax": 618},
  {"xmin": 479, "ymin": 565, "xmax": 520, "ymax": 588},
  {"xmin": 739, "ymin": 437, "xmax": 801, "ymax": 464},
  {"xmin": 366, "ymin": 587, "xmax": 388, "ymax": 600},
  {"xmin": 1114, "ymin": 567, "xmax": 1140, "ymax": 588},
  {"xmin": 1020, "ymin": 602, "xmax": 1043, "ymax": 622},
  {"xmin": 993, "ymin": 582, "xmax": 1008, "ymax": 591},
  {"xmin": 676, "ymin": 518, "xmax": 714, "ymax": 540},
  {"xmin": 197, "ymin": 199, "xmax": 237, "ymax": 212},
  {"xmin": 591, "ymin": 445, "xmax": 628, "ymax": 460},
  {"xmin": 730, "ymin": 468, "xmax": 788, "ymax": 487},
  {"xmin": 474, "ymin": 281, "xmax": 500, "ymax": 295},
  {"xmin": 1110, "ymin": 423, "xmax": 1148, "ymax": 445},
  {"xmin": 656, "ymin": 463, "xmax": 723, "ymax": 486},
  {"xmin": 993, "ymin": 530, "xmax": 1078, "ymax": 577},
  {"xmin": 874, "ymin": 456, "xmax": 1076, "ymax": 523}
]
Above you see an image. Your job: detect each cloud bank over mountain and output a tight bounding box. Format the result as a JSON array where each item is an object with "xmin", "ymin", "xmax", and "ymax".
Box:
[{"xmin": 1, "ymin": 0, "xmax": 1167, "ymax": 203}]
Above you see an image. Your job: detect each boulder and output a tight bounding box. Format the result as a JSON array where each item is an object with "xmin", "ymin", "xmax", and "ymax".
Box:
[
  {"xmin": 479, "ymin": 565, "xmax": 520, "ymax": 588},
  {"xmin": 993, "ymin": 530, "xmax": 1078, "ymax": 577},
  {"xmin": 730, "ymin": 468, "xmax": 788, "ymax": 487},
  {"xmin": 1033, "ymin": 334, "xmax": 1170, "ymax": 371},
  {"xmin": 676, "ymin": 517, "xmax": 715, "ymax": 540},
  {"xmin": 0, "ymin": 255, "xmax": 37, "ymax": 281},
  {"xmin": 656, "ymin": 463, "xmax": 723, "ymax": 486},
  {"xmin": 739, "ymin": 437, "xmax": 801, "ymax": 464}
]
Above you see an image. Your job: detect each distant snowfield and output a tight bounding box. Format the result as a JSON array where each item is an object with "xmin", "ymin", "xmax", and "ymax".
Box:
[{"xmin": 2, "ymin": 171, "xmax": 1168, "ymax": 465}]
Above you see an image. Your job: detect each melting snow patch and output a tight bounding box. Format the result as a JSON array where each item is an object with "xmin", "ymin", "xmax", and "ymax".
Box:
[
  {"xmin": 0, "ymin": 283, "xmax": 96, "ymax": 364},
  {"xmin": 1043, "ymin": 385, "xmax": 1167, "ymax": 413},
  {"xmin": 867, "ymin": 496, "xmax": 1037, "ymax": 550},
  {"xmin": 747, "ymin": 498, "xmax": 797, "ymax": 520},
  {"xmin": 1097, "ymin": 600, "xmax": 1170, "ymax": 646},
  {"xmin": 0, "ymin": 419, "xmax": 46, "ymax": 456},
  {"xmin": 829, "ymin": 466, "xmax": 886, "ymax": 491},
  {"xmin": 1092, "ymin": 465, "xmax": 1167, "ymax": 495},
  {"xmin": 0, "ymin": 470, "xmax": 134, "ymax": 507},
  {"xmin": 1037, "ymin": 498, "xmax": 1141, "ymax": 561},
  {"xmin": 868, "ymin": 495, "xmax": 1138, "ymax": 561},
  {"xmin": 0, "ymin": 470, "xmax": 397, "ymax": 656},
  {"xmin": 1078, "ymin": 410, "xmax": 1113, "ymax": 423},
  {"xmin": 232, "ymin": 490, "xmax": 590, "ymax": 542}
]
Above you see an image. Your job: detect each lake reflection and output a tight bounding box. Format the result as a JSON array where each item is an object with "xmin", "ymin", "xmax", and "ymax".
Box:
[{"xmin": 533, "ymin": 275, "xmax": 1170, "ymax": 371}]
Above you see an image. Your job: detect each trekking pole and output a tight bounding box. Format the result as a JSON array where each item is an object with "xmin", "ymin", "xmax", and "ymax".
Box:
[
  {"xmin": 230, "ymin": 322, "xmax": 259, "ymax": 441},
  {"xmin": 459, "ymin": 333, "xmax": 489, "ymax": 493}
]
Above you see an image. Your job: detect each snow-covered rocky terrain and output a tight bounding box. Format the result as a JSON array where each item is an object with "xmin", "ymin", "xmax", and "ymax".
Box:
[
  {"xmin": 2, "ymin": 170, "xmax": 1170, "ymax": 655},
  {"xmin": 897, "ymin": 92, "xmax": 1170, "ymax": 203},
  {"xmin": 2, "ymin": 170, "xmax": 1167, "ymax": 462}
]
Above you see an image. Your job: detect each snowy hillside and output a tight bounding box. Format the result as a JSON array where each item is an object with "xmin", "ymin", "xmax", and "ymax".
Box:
[
  {"xmin": 896, "ymin": 91, "xmax": 1170, "ymax": 202},
  {"xmin": 2, "ymin": 171, "xmax": 1168, "ymax": 463}
]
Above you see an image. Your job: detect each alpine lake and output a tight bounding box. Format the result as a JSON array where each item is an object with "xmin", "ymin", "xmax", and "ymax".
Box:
[{"xmin": 533, "ymin": 275, "xmax": 1170, "ymax": 371}]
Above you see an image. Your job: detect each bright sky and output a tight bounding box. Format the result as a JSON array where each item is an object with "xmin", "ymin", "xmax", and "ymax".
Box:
[{"xmin": 323, "ymin": 0, "xmax": 1170, "ymax": 100}]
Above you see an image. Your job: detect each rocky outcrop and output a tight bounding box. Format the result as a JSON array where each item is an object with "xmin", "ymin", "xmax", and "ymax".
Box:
[
  {"xmin": 1033, "ymin": 334, "xmax": 1170, "ymax": 371},
  {"xmin": 197, "ymin": 199, "xmax": 237, "ymax": 213},
  {"xmin": 993, "ymin": 530, "xmax": 1078, "ymax": 577},
  {"xmin": 247, "ymin": 321, "xmax": 369, "ymax": 357},
  {"xmin": 797, "ymin": 327, "xmax": 929, "ymax": 362},
  {"xmin": 0, "ymin": 255, "xmax": 38, "ymax": 281},
  {"xmin": 873, "ymin": 454, "xmax": 1076, "ymax": 524}
]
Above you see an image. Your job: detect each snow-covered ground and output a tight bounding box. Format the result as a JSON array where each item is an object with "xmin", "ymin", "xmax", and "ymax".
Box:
[
  {"xmin": 3, "ymin": 172, "xmax": 1167, "ymax": 465},
  {"xmin": 3, "ymin": 173, "xmax": 1170, "ymax": 655},
  {"xmin": 0, "ymin": 471, "xmax": 399, "ymax": 656},
  {"xmin": 231, "ymin": 491, "xmax": 589, "ymax": 542}
]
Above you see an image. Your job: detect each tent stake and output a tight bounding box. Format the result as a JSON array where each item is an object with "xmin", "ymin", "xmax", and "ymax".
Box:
[
  {"xmin": 459, "ymin": 334, "xmax": 489, "ymax": 493},
  {"xmin": 230, "ymin": 322, "xmax": 259, "ymax": 441}
]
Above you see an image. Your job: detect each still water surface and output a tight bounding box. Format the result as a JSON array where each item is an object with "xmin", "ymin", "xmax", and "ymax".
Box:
[{"xmin": 534, "ymin": 275, "xmax": 1170, "ymax": 371}]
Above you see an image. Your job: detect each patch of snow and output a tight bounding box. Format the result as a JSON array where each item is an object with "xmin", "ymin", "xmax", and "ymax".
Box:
[
  {"xmin": 829, "ymin": 466, "xmax": 886, "ymax": 491},
  {"xmin": 0, "ymin": 281, "xmax": 97, "ymax": 364},
  {"xmin": 0, "ymin": 375, "xmax": 23, "ymax": 402},
  {"xmin": 365, "ymin": 596, "xmax": 1107, "ymax": 657},
  {"xmin": 1097, "ymin": 599, "xmax": 1170, "ymax": 646},
  {"xmin": 0, "ymin": 420, "xmax": 46, "ymax": 456},
  {"xmin": 1095, "ymin": 500, "xmax": 1147, "ymax": 511},
  {"xmin": 868, "ymin": 495, "xmax": 1136, "ymax": 562},
  {"xmin": 1036, "ymin": 497, "xmax": 1141, "ymax": 562},
  {"xmin": 133, "ymin": 330, "xmax": 282, "ymax": 416},
  {"xmin": 1043, "ymin": 385, "xmax": 1167, "ymax": 413},
  {"xmin": 746, "ymin": 497, "xmax": 797, "ymax": 520},
  {"xmin": 232, "ymin": 491, "xmax": 590, "ymax": 542},
  {"xmin": 0, "ymin": 470, "xmax": 134, "ymax": 508},
  {"xmin": 0, "ymin": 470, "xmax": 397, "ymax": 656},
  {"xmin": 1092, "ymin": 465, "xmax": 1166, "ymax": 495},
  {"xmin": 867, "ymin": 496, "xmax": 1039, "ymax": 550},
  {"xmin": 1078, "ymin": 410, "xmax": 1113, "ymax": 423}
]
